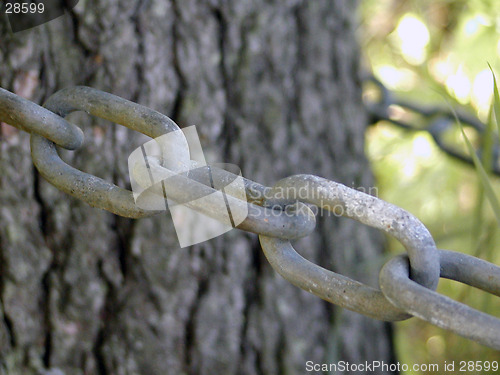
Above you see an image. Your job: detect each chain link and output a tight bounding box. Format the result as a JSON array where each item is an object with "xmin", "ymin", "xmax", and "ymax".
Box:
[
  {"xmin": 31, "ymin": 86, "xmax": 177, "ymax": 218},
  {"xmin": 0, "ymin": 87, "xmax": 84, "ymax": 149},
  {"xmin": 380, "ymin": 251, "xmax": 500, "ymax": 349},
  {"xmin": 258, "ymin": 174, "xmax": 440, "ymax": 320},
  {"xmin": 1, "ymin": 86, "xmax": 499, "ymax": 350}
]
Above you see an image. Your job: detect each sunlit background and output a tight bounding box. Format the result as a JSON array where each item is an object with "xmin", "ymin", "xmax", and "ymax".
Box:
[{"xmin": 360, "ymin": 0, "xmax": 500, "ymax": 372}]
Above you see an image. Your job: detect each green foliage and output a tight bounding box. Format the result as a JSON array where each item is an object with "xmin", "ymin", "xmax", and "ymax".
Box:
[
  {"xmin": 455, "ymin": 104, "xmax": 500, "ymax": 225},
  {"xmin": 489, "ymin": 64, "xmax": 500, "ymax": 136},
  {"xmin": 361, "ymin": 0, "xmax": 500, "ymax": 372}
]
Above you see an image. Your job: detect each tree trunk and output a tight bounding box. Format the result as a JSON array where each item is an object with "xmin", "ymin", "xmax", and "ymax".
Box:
[{"xmin": 0, "ymin": 1, "xmax": 396, "ymax": 374}]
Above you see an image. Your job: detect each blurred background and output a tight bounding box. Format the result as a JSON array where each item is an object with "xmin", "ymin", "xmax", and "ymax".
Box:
[{"xmin": 360, "ymin": 0, "xmax": 500, "ymax": 371}]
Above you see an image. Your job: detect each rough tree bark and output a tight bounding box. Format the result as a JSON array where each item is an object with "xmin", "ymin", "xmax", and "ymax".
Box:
[{"xmin": 0, "ymin": 1, "xmax": 397, "ymax": 374}]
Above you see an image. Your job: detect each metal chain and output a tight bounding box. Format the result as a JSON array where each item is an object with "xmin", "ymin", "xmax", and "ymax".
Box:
[
  {"xmin": 364, "ymin": 76, "xmax": 500, "ymax": 175},
  {"xmin": 1, "ymin": 86, "xmax": 499, "ymax": 350}
]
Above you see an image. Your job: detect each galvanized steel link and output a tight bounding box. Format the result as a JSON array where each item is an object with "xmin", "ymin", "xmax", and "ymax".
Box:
[
  {"xmin": 31, "ymin": 86, "xmax": 180, "ymax": 218},
  {"xmin": 1, "ymin": 85, "xmax": 500, "ymax": 349},
  {"xmin": 258, "ymin": 175, "xmax": 440, "ymax": 320},
  {"xmin": 24, "ymin": 86, "xmax": 315, "ymax": 238},
  {"xmin": 0, "ymin": 87, "xmax": 83, "ymax": 149},
  {"xmin": 259, "ymin": 174, "xmax": 440, "ymax": 291},
  {"xmin": 259, "ymin": 236, "xmax": 411, "ymax": 321},
  {"xmin": 130, "ymin": 157, "xmax": 316, "ymax": 239},
  {"xmin": 379, "ymin": 251, "xmax": 500, "ymax": 350}
]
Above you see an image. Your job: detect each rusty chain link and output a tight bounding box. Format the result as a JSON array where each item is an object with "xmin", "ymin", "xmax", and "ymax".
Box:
[{"xmin": 1, "ymin": 85, "xmax": 499, "ymax": 350}]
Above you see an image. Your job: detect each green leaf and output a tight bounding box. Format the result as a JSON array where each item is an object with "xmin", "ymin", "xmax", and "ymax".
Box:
[
  {"xmin": 482, "ymin": 103, "xmax": 495, "ymax": 172},
  {"xmin": 455, "ymin": 107, "xmax": 500, "ymax": 226},
  {"xmin": 487, "ymin": 63, "xmax": 500, "ymax": 138},
  {"xmin": 471, "ymin": 105, "xmax": 496, "ymax": 249}
]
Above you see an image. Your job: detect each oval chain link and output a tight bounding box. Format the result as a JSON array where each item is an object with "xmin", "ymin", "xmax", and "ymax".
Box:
[
  {"xmin": 258, "ymin": 174, "xmax": 440, "ymax": 320},
  {"xmin": 379, "ymin": 251, "xmax": 500, "ymax": 349},
  {"xmin": 1, "ymin": 85, "xmax": 499, "ymax": 349},
  {"xmin": 30, "ymin": 86, "xmax": 180, "ymax": 218},
  {"xmin": 0, "ymin": 87, "xmax": 83, "ymax": 149},
  {"xmin": 29, "ymin": 86, "xmax": 316, "ymax": 238},
  {"xmin": 260, "ymin": 175, "xmax": 441, "ymax": 290}
]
